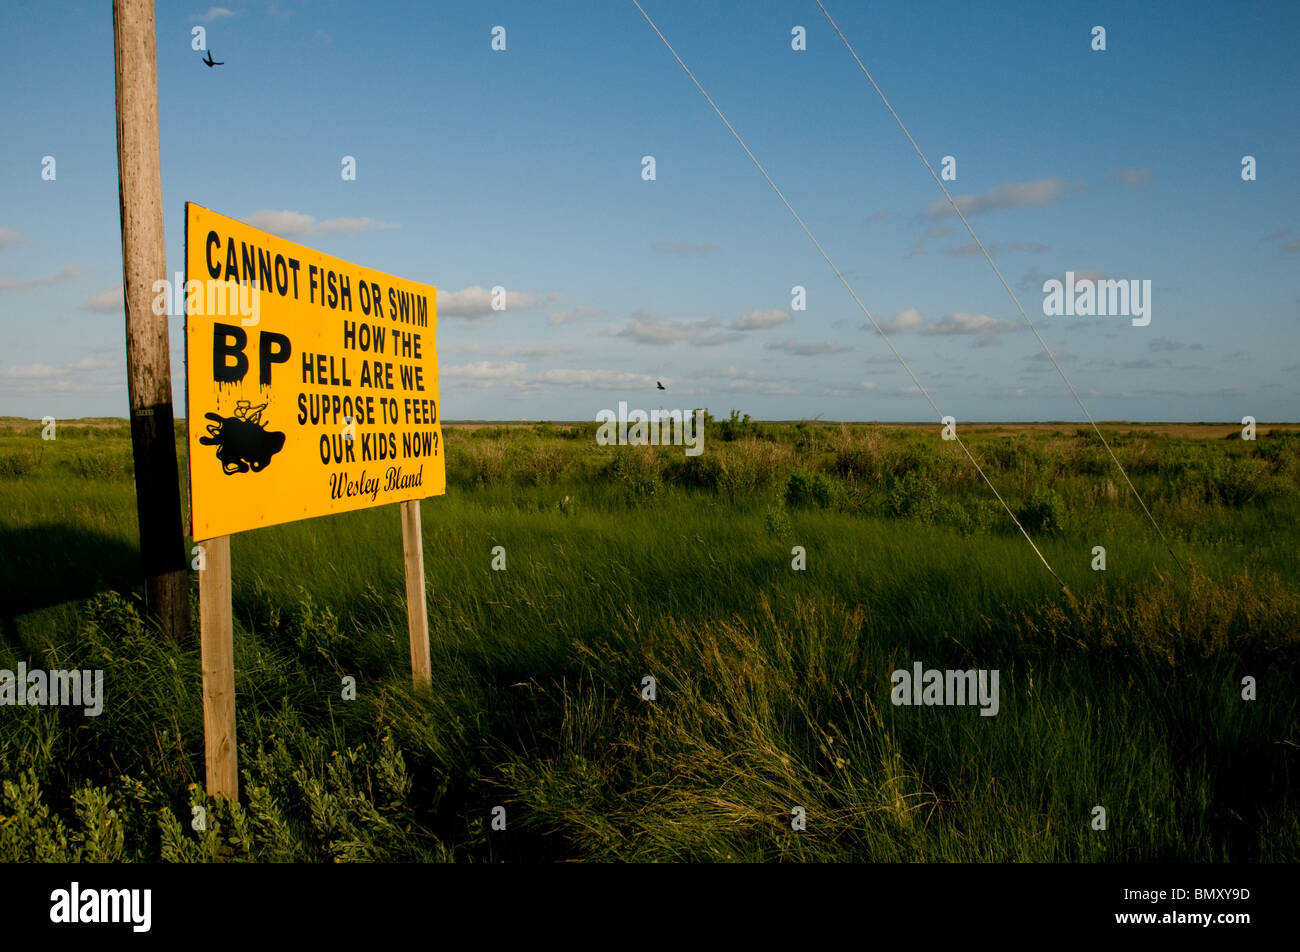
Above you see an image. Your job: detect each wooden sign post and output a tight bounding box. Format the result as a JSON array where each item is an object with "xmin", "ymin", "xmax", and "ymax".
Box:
[
  {"xmin": 401, "ymin": 501, "xmax": 432, "ymax": 689},
  {"xmin": 184, "ymin": 204, "xmax": 444, "ymax": 797},
  {"xmin": 198, "ymin": 536, "xmax": 237, "ymax": 798}
]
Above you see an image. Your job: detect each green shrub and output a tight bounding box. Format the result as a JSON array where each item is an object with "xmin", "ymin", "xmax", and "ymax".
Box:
[
  {"xmin": 785, "ymin": 471, "xmax": 835, "ymax": 509},
  {"xmin": 67, "ymin": 449, "xmax": 133, "ymax": 481},
  {"xmin": 515, "ymin": 442, "xmax": 569, "ymax": 486},
  {"xmin": 456, "ymin": 440, "xmax": 507, "ymax": 486},
  {"xmin": 664, "ymin": 452, "xmax": 722, "ymax": 490},
  {"xmin": 939, "ymin": 496, "xmax": 1001, "ymax": 535},
  {"xmin": 1016, "ymin": 489, "xmax": 1068, "ymax": 534},
  {"xmin": 0, "ymin": 449, "xmax": 40, "ymax": 478},
  {"xmin": 762, "ymin": 499, "xmax": 792, "ymax": 539},
  {"xmin": 603, "ymin": 449, "xmax": 663, "ymax": 498},
  {"xmin": 292, "ymin": 590, "xmax": 346, "ymax": 656},
  {"xmin": 715, "ymin": 408, "xmax": 759, "ymax": 442},
  {"xmin": 833, "ymin": 446, "xmax": 879, "ymax": 480},
  {"xmin": 886, "ymin": 471, "xmax": 940, "ymax": 523},
  {"xmin": 718, "ymin": 454, "xmax": 760, "ymax": 497}
]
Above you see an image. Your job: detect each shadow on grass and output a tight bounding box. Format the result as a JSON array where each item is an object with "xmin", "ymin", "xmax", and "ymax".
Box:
[{"xmin": 0, "ymin": 524, "xmax": 140, "ymax": 641}]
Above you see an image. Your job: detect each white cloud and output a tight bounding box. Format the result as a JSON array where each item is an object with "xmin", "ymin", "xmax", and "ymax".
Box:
[
  {"xmin": 0, "ymin": 363, "xmax": 61, "ymax": 380},
  {"xmin": 194, "ymin": 7, "xmax": 234, "ymax": 22},
  {"xmin": 708, "ymin": 367, "xmax": 802, "ymax": 395},
  {"xmin": 878, "ymin": 307, "xmax": 924, "ymax": 333},
  {"xmin": 512, "ymin": 344, "xmax": 559, "ymax": 358},
  {"xmin": 443, "ymin": 362, "xmax": 671, "ymax": 392},
  {"xmin": 732, "ymin": 308, "xmax": 791, "ymax": 330},
  {"xmin": 72, "ymin": 356, "xmax": 117, "ymax": 370},
  {"xmin": 921, "ymin": 313, "xmax": 1019, "ymax": 339},
  {"xmin": 439, "ymin": 285, "xmax": 559, "ymax": 319},
  {"xmin": 312, "ymin": 216, "xmax": 399, "ymax": 234},
  {"xmin": 246, "ymin": 210, "xmax": 315, "ymax": 234},
  {"xmin": 532, "ymin": 369, "xmax": 662, "ymax": 389},
  {"xmin": 0, "ymin": 228, "xmax": 17, "ymax": 249},
  {"xmin": 0, "ymin": 352, "xmax": 122, "ymax": 392},
  {"xmin": 866, "ymin": 307, "xmax": 1007, "ymax": 339},
  {"xmin": 617, "ymin": 309, "xmax": 739, "ymax": 346},
  {"xmin": 548, "ymin": 304, "xmax": 600, "ymax": 326},
  {"xmin": 245, "ymin": 209, "xmax": 400, "ymax": 238},
  {"xmin": 620, "ymin": 315, "xmax": 710, "ymax": 344},
  {"xmin": 922, "ymin": 178, "xmax": 1066, "ymax": 220},
  {"xmin": 825, "ymin": 380, "xmax": 879, "ymax": 396},
  {"xmin": 441, "ymin": 361, "xmax": 526, "ymax": 387},
  {"xmin": 81, "ymin": 286, "xmax": 124, "ymax": 312},
  {"xmin": 0, "ymin": 265, "xmax": 84, "ymax": 292},
  {"xmin": 765, "ymin": 340, "xmax": 854, "ymax": 357}
]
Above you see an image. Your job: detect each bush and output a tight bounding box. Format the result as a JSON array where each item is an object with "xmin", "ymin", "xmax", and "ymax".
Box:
[
  {"xmin": 938, "ymin": 496, "xmax": 1001, "ymax": 535},
  {"xmin": 0, "ymin": 450, "xmax": 39, "ymax": 478},
  {"xmin": 791, "ymin": 421, "xmax": 829, "ymax": 453},
  {"xmin": 763, "ymin": 499, "xmax": 792, "ymax": 539},
  {"xmin": 603, "ymin": 449, "xmax": 663, "ymax": 498},
  {"xmin": 514, "ymin": 442, "xmax": 569, "ymax": 486},
  {"xmin": 888, "ymin": 442, "xmax": 940, "ymax": 479},
  {"xmin": 886, "ymin": 471, "xmax": 940, "ymax": 523},
  {"xmin": 833, "ymin": 446, "xmax": 878, "ymax": 481},
  {"xmin": 1203, "ymin": 458, "xmax": 1266, "ymax": 507},
  {"xmin": 456, "ymin": 441, "xmax": 506, "ymax": 486},
  {"xmin": 1016, "ymin": 489, "xmax": 1068, "ymax": 534},
  {"xmin": 66, "ymin": 449, "xmax": 133, "ymax": 481},
  {"xmin": 718, "ymin": 453, "xmax": 760, "ymax": 497},
  {"xmin": 785, "ymin": 471, "xmax": 835, "ymax": 509},
  {"xmin": 664, "ymin": 452, "xmax": 722, "ymax": 490},
  {"xmin": 291, "ymin": 590, "xmax": 346, "ymax": 657}
]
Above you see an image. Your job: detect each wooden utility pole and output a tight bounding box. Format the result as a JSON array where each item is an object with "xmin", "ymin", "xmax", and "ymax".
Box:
[{"xmin": 113, "ymin": 0, "xmax": 190, "ymax": 639}]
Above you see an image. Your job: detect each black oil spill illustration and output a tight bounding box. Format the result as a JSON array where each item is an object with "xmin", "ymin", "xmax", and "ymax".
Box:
[{"xmin": 199, "ymin": 400, "xmax": 286, "ymax": 475}]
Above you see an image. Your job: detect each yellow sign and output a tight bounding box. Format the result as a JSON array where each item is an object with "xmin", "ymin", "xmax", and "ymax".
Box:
[{"xmin": 184, "ymin": 203, "xmax": 444, "ymax": 539}]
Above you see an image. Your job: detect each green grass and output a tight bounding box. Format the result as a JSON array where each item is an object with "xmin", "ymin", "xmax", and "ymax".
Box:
[{"xmin": 0, "ymin": 417, "xmax": 1296, "ymax": 861}]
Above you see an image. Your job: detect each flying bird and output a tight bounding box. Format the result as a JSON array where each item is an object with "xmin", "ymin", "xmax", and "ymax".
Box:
[
  {"xmin": 656, "ymin": 380, "xmax": 665, "ymax": 390},
  {"xmin": 202, "ymin": 50, "xmax": 224, "ymax": 67}
]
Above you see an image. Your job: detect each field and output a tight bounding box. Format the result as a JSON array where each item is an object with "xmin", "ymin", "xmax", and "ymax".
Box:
[{"xmin": 0, "ymin": 414, "xmax": 1297, "ymax": 862}]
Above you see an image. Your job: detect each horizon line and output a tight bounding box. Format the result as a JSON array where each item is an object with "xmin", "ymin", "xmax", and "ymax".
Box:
[{"xmin": 2, "ymin": 416, "xmax": 1295, "ymax": 427}]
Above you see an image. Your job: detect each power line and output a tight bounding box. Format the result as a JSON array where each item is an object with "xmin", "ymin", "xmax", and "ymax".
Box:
[
  {"xmin": 814, "ymin": 0, "xmax": 1186, "ymax": 577},
  {"xmin": 630, "ymin": 0, "xmax": 1071, "ymax": 593}
]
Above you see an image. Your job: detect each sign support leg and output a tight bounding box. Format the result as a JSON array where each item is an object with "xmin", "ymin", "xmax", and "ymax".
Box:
[
  {"xmin": 199, "ymin": 535, "xmax": 238, "ymax": 798},
  {"xmin": 401, "ymin": 501, "xmax": 432, "ymax": 689}
]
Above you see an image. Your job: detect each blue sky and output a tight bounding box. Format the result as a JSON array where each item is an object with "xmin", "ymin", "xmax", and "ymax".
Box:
[{"xmin": 1, "ymin": 0, "xmax": 1297, "ymax": 421}]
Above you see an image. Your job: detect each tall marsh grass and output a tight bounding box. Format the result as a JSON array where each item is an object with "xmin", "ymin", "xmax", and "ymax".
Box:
[{"xmin": 0, "ymin": 417, "xmax": 1296, "ymax": 861}]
